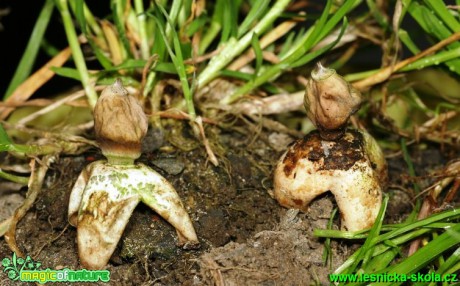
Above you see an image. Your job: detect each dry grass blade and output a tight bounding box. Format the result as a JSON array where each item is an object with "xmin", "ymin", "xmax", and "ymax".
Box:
[
  {"xmin": 0, "ymin": 48, "xmax": 72, "ymax": 120},
  {"xmin": 152, "ymin": 109, "xmax": 217, "ymax": 125},
  {"xmin": 184, "ymin": 48, "xmax": 222, "ymax": 64},
  {"xmin": 195, "ymin": 116, "xmax": 219, "ymax": 166},
  {"xmin": 0, "ymin": 217, "xmax": 13, "ymax": 237},
  {"xmin": 101, "ymin": 20, "xmax": 124, "ymax": 65},
  {"xmin": 353, "ymin": 31, "xmax": 460, "ymax": 90},
  {"xmin": 0, "ymin": 98, "xmax": 87, "ymax": 108},
  {"xmin": 17, "ymin": 93, "xmax": 85, "ymax": 126},
  {"xmin": 409, "ymin": 159, "xmax": 460, "ymax": 255},
  {"xmin": 4, "ymin": 155, "xmax": 55, "ymax": 258},
  {"xmin": 233, "ymin": 91, "xmax": 304, "ymax": 115},
  {"xmin": 189, "ymin": 0, "xmax": 205, "ymax": 58},
  {"xmin": 201, "ymin": 255, "xmax": 225, "ymax": 286}
]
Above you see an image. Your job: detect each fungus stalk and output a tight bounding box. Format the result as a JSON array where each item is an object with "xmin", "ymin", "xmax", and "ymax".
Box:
[
  {"xmin": 69, "ymin": 79, "xmax": 199, "ymax": 270},
  {"xmin": 273, "ymin": 64, "xmax": 387, "ymax": 231}
]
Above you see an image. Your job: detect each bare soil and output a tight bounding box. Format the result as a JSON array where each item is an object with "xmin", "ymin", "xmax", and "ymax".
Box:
[{"xmin": 0, "ymin": 119, "xmax": 454, "ymax": 285}]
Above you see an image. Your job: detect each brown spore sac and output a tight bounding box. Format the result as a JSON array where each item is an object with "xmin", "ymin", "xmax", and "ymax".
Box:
[{"xmin": 282, "ymin": 129, "xmax": 364, "ymax": 176}]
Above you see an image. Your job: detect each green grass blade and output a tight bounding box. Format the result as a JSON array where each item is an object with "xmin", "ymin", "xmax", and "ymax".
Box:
[
  {"xmin": 305, "ymin": 0, "xmax": 333, "ymax": 50},
  {"xmin": 423, "ymin": 0, "xmax": 460, "ymax": 32},
  {"xmin": 361, "ymin": 195, "xmax": 388, "ymax": 269},
  {"xmin": 220, "ymin": 0, "xmax": 237, "ymax": 43},
  {"xmin": 55, "ymin": 0, "xmax": 98, "ymax": 108},
  {"xmin": 251, "ymin": 32, "xmax": 263, "ymax": 78},
  {"xmin": 197, "ymin": 0, "xmax": 291, "ymax": 90},
  {"xmin": 103, "ymin": 59, "xmax": 177, "ymax": 74},
  {"xmin": 327, "ymin": 209, "xmax": 460, "ymax": 274},
  {"xmin": 377, "ymin": 211, "xmax": 460, "ymax": 245},
  {"xmin": 4, "ymin": 0, "xmax": 54, "ymax": 99},
  {"xmin": 316, "ymin": 0, "xmax": 359, "ymax": 44},
  {"xmin": 220, "ymin": 69, "xmax": 253, "ymax": 81},
  {"xmin": 223, "ymin": 17, "xmax": 347, "ymax": 104},
  {"xmin": 277, "ymin": 30, "xmax": 296, "ymax": 58},
  {"xmin": 283, "ymin": 0, "xmax": 333, "ymax": 62},
  {"xmin": 134, "ymin": 0, "xmax": 150, "ymax": 59},
  {"xmin": 333, "ymin": 228, "xmax": 433, "ymax": 274},
  {"xmin": 408, "ymin": 2, "xmax": 460, "ymax": 75},
  {"xmin": 322, "ymin": 208, "xmax": 338, "ymax": 268},
  {"xmin": 375, "ymin": 224, "xmax": 460, "ymax": 286},
  {"xmin": 0, "ymin": 124, "xmax": 13, "ymax": 149},
  {"xmin": 221, "ymin": 0, "xmax": 356, "ymax": 104},
  {"xmin": 186, "ymin": 14, "xmax": 208, "ymax": 37},
  {"xmin": 345, "ymin": 195, "xmax": 388, "ymax": 273},
  {"xmin": 74, "ymin": 0, "xmax": 85, "ymax": 33},
  {"xmin": 280, "ymin": 27, "xmax": 311, "ymax": 60},
  {"xmin": 398, "ymin": 29, "xmax": 420, "ymax": 54},
  {"xmin": 40, "ymin": 38, "xmax": 61, "ymax": 57},
  {"xmin": 237, "ymin": 0, "xmax": 270, "ymax": 38},
  {"xmin": 219, "ymin": 70, "xmax": 279, "ymax": 93},
  {"xmin": 0, "ymin": 169, "xmax": 29, "ymax": 185},
  {"xmin": 96, "ymin": 76, "xmax": 139, "ymax": 86},
  {"xmin": 363, "ymin": 247, "xmax": 399, "ymax": 273},
  {"xmin": 50, "ymin": 67, "xmax": 82, "ymax": 81},
  {"xmin": 401, "ymin": 47, "xmax": 460, "ymax": 72},
  {"xmin": 74, "ymin": 0, "xmax": 113, "ymax": 69},
  {"xmin": 436, "ymin": 247, "xmax": 460, "ymax": 275},
  {"xmin": 165, "ymin": 0, "xmax": 184, "ymax": 43},
  {"xmin": 291, "ymin": 18, "xmax": 347, "ymax": 68},
  {"xmin": 366, "ymin": 0, "xmax": 389, "ymax": 30},
  {"xmin": 199, "ymin": 0, "xmax": 224, "ymax": 54},
  {"xmin": 153, "ymin": 3, "xmax": 196, "ymax": 118},
  {"xmin": 0, "ymin": 124, "xmax": 56, "ymax": 155},
  {"xmin": 149, "ymin": 7, "xmax": 167, "ymax": 59}
]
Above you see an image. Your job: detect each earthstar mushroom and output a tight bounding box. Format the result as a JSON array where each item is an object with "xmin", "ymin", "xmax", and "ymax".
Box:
[
  {"xmin": 273, "ymin": 64, "xmax": 387, "ymax": 231},
  {"xmin": 68, "ymin": 79, "xmax": 199, "ymax": 270}
]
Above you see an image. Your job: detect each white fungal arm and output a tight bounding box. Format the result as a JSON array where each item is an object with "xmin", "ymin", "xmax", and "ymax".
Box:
[
  {"xmin": 273, "ymin": 130, "xmax": 385, "ymax": 231},
  {"xmin": 363, "ymin": 131, "xmax": 388, "ymax": 185},
  {"xmin": 139, "ymin": 165, "xmax": 199, "ymax": 248},
  {"xmin": 68, "ymin": 165, "xmax": 91, "ymax": 226}
]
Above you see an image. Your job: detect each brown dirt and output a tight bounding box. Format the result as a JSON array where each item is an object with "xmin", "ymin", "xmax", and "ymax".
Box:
[{"xmin": 0, "ymin": 120, "xmax": 455, "ymax": 285}]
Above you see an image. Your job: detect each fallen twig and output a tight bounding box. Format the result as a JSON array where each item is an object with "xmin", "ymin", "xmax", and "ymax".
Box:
[{"xmin": 4, "ymin": 155, "xmax": 55, "ymax": 257}]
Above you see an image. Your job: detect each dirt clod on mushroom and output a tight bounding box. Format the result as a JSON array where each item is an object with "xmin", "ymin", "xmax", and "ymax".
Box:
[{"xmin": 282, "ymin": 129, "xmax": 365, "ymax": 177}]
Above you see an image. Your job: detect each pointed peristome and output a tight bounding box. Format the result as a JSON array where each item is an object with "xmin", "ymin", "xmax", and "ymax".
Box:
[
  {"xmin": 304, "ymin": 63, "xmax": 362, "ymax": 140},
  {"xmin": 93, "ymin": 79, "xmax": 148, "ymax": 163}
]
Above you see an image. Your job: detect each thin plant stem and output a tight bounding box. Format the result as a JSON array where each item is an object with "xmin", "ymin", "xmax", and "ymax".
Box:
[
  {"xmin": 0, "ymin": 169, "xmax": 29, "ymax": 185},
  {"xmin": 134, "ymin": 0, "xmax": 150, "ymax": 60},
  {"xmin": 55, "ymin": 0, "xmax": 98, "ymax": 108}
]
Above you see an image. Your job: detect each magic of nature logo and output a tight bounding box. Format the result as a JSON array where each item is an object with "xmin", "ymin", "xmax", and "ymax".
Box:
[{"xmin": 2, "ymin": 252, "xmax": 110, "ymax": 283}]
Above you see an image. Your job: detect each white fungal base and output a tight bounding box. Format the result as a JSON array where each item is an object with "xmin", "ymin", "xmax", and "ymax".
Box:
[
  {"xmin": 273, "ymin": 130, "xmax": 386, "ymax": 231},
  {"xmin": 68, "ymin": 160, "xmax": 199, "ymax": 269}
]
